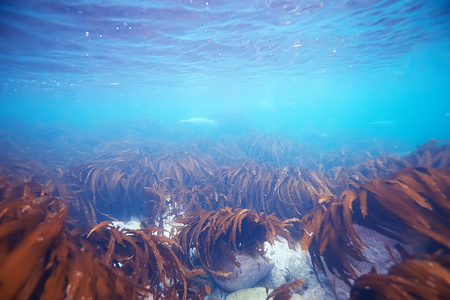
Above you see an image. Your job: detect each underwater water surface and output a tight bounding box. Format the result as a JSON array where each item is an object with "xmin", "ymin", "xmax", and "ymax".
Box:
[{"xmin": 0, "ymin": 0, "xmax": 449, "ymax": 147}]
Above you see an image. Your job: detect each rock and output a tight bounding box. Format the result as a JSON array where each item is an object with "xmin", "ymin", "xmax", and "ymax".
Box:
[
  {"xmin": 112, "ymin": 220, "xmax": 141, "ymax": 230},
  {"xmin": 207, "ymin": 286, "xmax": 229, "ymax": 300},
  {"xmin": 212, "ymin": 252, "xmax": 275, "ymax": 292},
  {"xmin": 226, "ymin": 287, "xmax": 304, "ymax": 300},
  {"xmin": 302, "ymin": 284, "xmax": 335, "ymax": 300},
  {"xmin": 209, "ymin": 239, "xmax": 334, "ymax": 299},
  {"xmin": 226, "ymin": 287, "xmax": 268, "ymax": 300},
  {"xmin": 265, "ymin": 239, "xmax": 332, "ymax": 299}
]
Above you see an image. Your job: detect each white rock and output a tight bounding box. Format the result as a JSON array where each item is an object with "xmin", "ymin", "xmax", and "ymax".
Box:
[
  {"xmin": 112, "ymin": 220, "xmax": 141, "ymax": 230},
  {"xmin": 226, "ymin": 287, "xmax": 268, "ymax": 300},
  {"xmin": 226, "ymin": 287, "xmax": 304, "ymax": 300},
  {"xmin": 264, "ymin": 239, "xmax": 332, "ymax": 299}
]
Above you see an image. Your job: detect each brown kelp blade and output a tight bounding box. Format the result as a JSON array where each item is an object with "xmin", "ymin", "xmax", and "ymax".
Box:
[
  {"xmin": 350, "ymin": 252, "xmax": 450, "ymax": 300},
  {"xmin": 175, "ymin": 207, "xmax": 296, "ymax": 275},
  {"xmin": 298, "ymin": 167, "xmax": 450, "ymax": 286},
  {"xmin": 0, "ymin": 176, "xmax": 212, "ymax": 299},
  {"xmin": 266, "ymin": 277, "xmax": 304, "ymax": 300}
]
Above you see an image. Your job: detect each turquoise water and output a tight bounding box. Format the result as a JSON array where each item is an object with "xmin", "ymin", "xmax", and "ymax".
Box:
[{"xmin": 1, "ymin": 0, "xmax": 450, "ymax": 149}]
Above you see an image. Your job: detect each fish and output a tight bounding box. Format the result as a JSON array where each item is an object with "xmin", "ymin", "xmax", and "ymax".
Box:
[{"xmin": 179, "ymin": 118, "xmax": 217, "ymax": 125}]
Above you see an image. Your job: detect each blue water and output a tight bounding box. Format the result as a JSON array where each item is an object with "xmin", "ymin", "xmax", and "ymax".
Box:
[{"xmin": 1, "ymin": 0, "xmax": 450, "ymax": 150}]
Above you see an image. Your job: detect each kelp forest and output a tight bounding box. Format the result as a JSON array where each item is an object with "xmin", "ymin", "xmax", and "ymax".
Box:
[{"xmin": 0, "ymin": 127, "xmax": 449, "ymax": 300}]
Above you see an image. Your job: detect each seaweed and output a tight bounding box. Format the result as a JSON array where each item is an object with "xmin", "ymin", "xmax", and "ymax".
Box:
[
  {"xmin": 152, "ymin": 151, "xmax": 216, "ymax": 187},
  {"xmin": 0, "ymin": 160, "xmax": 98, "ymax": 226},
  {"xmin": 0, "ymin": 176, "xmax": 205, "ymax": 299},
  {"xmin": 218, "ymin": 162, "xmax": 333, "ymax": 218},
  {"xmin": 243, "ymin": 133, "xmax": 305, "ymax": 167},
  {"xmin": 355, "ymin": 167, "xmax": 450, "ymax": 248},
  {"xmin": 297, "ymin": 194, "xmax": 367, "ymax": 285},
  {"xmin": 350, "ymin": 251, "xmax": 450, "ymax": 300},
  {"xmin": 67, "ymin": 148, "xmax": 219, "ymax": 222},
  {"xmin": 68, "ymin": 160, "xmax": 153, "ymax": 221},
  {"xmin": 1, "ymin": 130, "xmax": 449, "ymax": 299},
  {"xmin": 298, "ymin": 167, "xmax": 450, "ymax": 286},
  {"xmin": 406, "ymin": 139, "xmax": 450, "ymax": 168},
  {"xmin": 266, "ymin": 277, "xmax": 304, "ymax": 300},
  {"xmin": 329, "ymin": 139, "xmax": 450, "ymax": 194},
  {"xmin": 85, "ymin": 222, "xmax": 206, "ymax": 299},
  {"xmin": 0, "ymin": 176, "xmax": 146, "ymax": 299},
  {"xmin": 175, "ymin": 207, "xmax": 297, "ymax": 276}
]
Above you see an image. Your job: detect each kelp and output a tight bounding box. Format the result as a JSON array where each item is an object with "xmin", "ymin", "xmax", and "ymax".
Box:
[
  {"xmin": 328, "ymin": 155, "xmax": 411, "ymax": 194},
  {"xmin": 142, "ymin": 156, "xmax": 334, "ymax": 221},
  {"xmin": 353, "ymin": 167, "xmax": 450, "ymax": 248},
  {"xmin": 217, "ymin": 162, "xmax": 279, "ymax": 212},
  {"xmin": 168, "ymin": 185, "xmax": 227, "ymax": 213},
  {"xmin": 0, "ymin": 176, "xmax": 205, "ymax": 299},
  {"xmin": 175, "ymin": 207, "xmax": 297, "ymax": 276},
  {"xmin": 296, "ymin": 195, "xmax": 367, "ymax": 285},
  {"xmin": 0, "ymin": 176, "xmax": 145, "ymax": 299},
  {"xmin": 127, "ymin": 158, "xmax": 335, "ymax": 224},
  {"xmin": 68, "ymin": 161, "xmax": 154, "ymax": 221},
  {"xmin": 298, "ymin": 167, "xmax": 450, "ymax": 286},
  {"xmin": 243, "ymin": 133, "xmax": 305, "ymax": 167},
  {"xmin": 67, "ymin": 149, "xmax": 218, "ymax": 222},
  {"xmin": 405, "ymin": 139, "xmax": 450, "ymax": 168},
  {"xmin": 240, "ymin": 134, "xmax": 403, "ymax": 172},
  {"xmin": 143, "ymin": 182, "xmax": 228, "ymax": 230},
  {"xmin": 329, "ymin": 139, "xmax": 450, "ymax": 193},
  {"xmin": 350, "ymin": 251, "xmax": 450, "ymax": 300},
  {"xmin": 85, "ymin": 222, "xmax": 206, "ymax": 299},
  {"xmin": 268, "ymin": 166, "xmax": 333, "ymax": 218},
  {"xmin": 67, "ymin": 146, "xmax": 156, "ymax": 221},
  {"xmin": 4, "ymin": 134, "xmax": 446, "ymax": 231},
  {"xmin": 1, "ymin": 130, "xmax": 449, "ymax": 299},
  {"xmin": 314, "ymin": 149, "xmax": 374, "ymax": 173},
  {"xmin": 218, "ymin": 162, "xmax": 333, "ymax": 218},
  {"xmin": 152, "ymin": 151, "xmax": 216, "ymax": 187},
  {"xmin": 0, "ymin": 179, "xmax": 67, "ymax": 299},
  {"xmin": 266, "ymin": 277, "xmax": 304, "ymax": 300},
  {"xmin": 0, "ymin": 160, "xmax": 97, "ymax": 226},
  {"xmin": 194, "ymin": 137, "xmax": 247, "ymax": 166}
]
